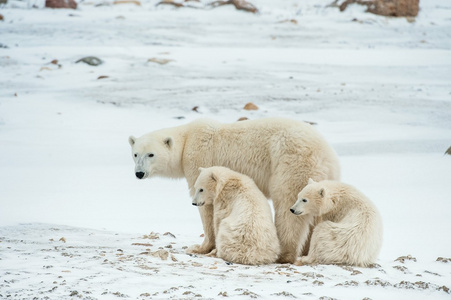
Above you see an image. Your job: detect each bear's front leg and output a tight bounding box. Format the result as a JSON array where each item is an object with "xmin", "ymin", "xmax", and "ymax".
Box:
[
  {"xmin": 274, "ymin": 204, "xmax": 313, "ymax": 264},
  {"xmin": 187, "ymin": 205, "xmax": 215, "ymax": 254}
]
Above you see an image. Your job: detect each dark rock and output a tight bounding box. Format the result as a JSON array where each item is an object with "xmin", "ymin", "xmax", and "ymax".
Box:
[
  {"xmin": 76, "ymin": 56, "xmax": 103, "ymax": 66},
  {"xmin": 46, "ymin": 0, "xmax": 77, "ymax": 9}
]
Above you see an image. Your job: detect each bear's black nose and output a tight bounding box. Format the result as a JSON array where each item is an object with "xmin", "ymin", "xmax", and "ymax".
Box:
[
  {"xmin": 135, "ymin": 172, "xmax": 145, "ymax": 179},
  {"xmin": 290, "ymin": 208, "xmax": 295, "ymax": 213},
  {"xmin": 192, "ymin": 203, "xmax": 198, "ymax": 206}
]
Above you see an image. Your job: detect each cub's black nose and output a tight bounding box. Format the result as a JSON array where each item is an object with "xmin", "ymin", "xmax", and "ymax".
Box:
[
  {"xmin": 136, "ymin": 172, "xmax": 145, "ymax": 179},
  {"xmin": 290, "ymin": 208, "xmax": 295, "ymax": 213},
  {"xmin": 192, "ymin": 203, "xmax": 198, "ymax": 206}
]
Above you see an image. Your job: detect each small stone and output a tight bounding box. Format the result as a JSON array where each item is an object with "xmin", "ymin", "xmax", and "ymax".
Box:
[
  {"xmin": 46, "ymin": 0, "xmax": 77, "ymax": 9},
  {"xmin": 395, "ymin": 255, "xmax": 417, "ymax": 263},
  {"xmin": 243, "ymin": 102, "xmax": 258, "ymax": 110},
  {"xmin": 304, "ymin": 120, "xmax": 317, "ymax": 125},
  {"xmin": 339, "ymin": 0, "xmax": 419, "ymax": 17},
  {"xmin": 279, "ymin": 19, "xmax": 298, "ymax": 25},
  {"xmin": 147, "ymin": 58, "xmax": 173, "ymax": 65},
  {"xmin": 143, "ymin": 232, "xmax": 160, "ymax": 240},
  {"xmin": 132, "ymin": 243, "xmax": 153, "ymax": 247},
  {"xmin": 113, "ymin": 0, "xmax": 141, "ymax": 5},
  {"xmin": 150, "ymin": 249, "xmax": 169, "ymax": 260},
  {"xmin": 163, "ymin": 232, "xmax": 176, "ymax": 238},
  {"xmin": 437, "ymin": 257, "xmax": 451, "ymax": 263},
  {"xmin": 76, "ymin": 56, "xmax": 103, "ymax": 66}
]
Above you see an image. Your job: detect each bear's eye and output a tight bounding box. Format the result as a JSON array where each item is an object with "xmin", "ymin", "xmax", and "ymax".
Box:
[
  {"xmin": 200, "ymin": 189, "xmax": 204, "ymax": 192},
  {"xmin": 302, "ymin": 199, "xmax": 308, "ymax": 203},
  {"xmin": 148, "ymin": 153, "xmax": 154, "ymax": 158},
  {"xmin": 134, "ymin": 154, "xmax": 137, "ymax": 158}
]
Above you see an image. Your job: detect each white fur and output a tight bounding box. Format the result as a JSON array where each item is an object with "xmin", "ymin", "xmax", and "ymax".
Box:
[
  {"xmin": 129, "ymin": 118, "xmax": 340, "ymax": 263},
  {"xmin": 192, "ymin": 166, "xmax": 280, "ymax": 265},
  {"xmin": 291, "ymin": 179, "xmax": 383, "ymax": 267}
]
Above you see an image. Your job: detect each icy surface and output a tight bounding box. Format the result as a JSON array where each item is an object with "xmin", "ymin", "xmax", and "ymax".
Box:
[{"xmin": 0, "ymin": 0, "xmax": 450, "ymax": 299}]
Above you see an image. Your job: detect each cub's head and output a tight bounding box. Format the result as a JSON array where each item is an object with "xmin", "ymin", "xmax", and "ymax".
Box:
[
  {"xmin": 128, "ymin": 133, "xmax": 174, "ymax": 180},
  {"xmin": 290, "ymin": 178, "xmax": 326, "ymax": 216},
  {"xmin": 192, "ymin": 167, "xmax": 221, "ymax": 207}
]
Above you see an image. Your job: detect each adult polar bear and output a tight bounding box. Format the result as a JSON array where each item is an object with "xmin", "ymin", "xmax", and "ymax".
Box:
[{"xmin": 129, "ymin": 118, "xmax": 340, "ymax": 263}]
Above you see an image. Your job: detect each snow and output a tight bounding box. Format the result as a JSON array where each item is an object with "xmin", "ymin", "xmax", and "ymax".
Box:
[{"xmin": 1, "ymin": 0, "xmax": 451, "ymax": 298}]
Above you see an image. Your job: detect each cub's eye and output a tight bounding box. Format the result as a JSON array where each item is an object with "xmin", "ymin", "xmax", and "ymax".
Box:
[
  {"xmin": 148, "ymin": 153, "xmax": 154, "ymax": 158},
  {"xmin": 200, "ymin": 189, "xmax": 204, "ymax": 192},
  {"xmin": 302, "ymin": 199, "xmax": 308, "ymax": 203},
  {"xmin": 134, "ymin": 154, "xmax": 137, "ymax": 157}
]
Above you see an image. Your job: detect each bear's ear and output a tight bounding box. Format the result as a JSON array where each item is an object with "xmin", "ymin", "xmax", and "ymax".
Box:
[
  {"xmin": 198, "ymin": 167, "xmax": 205, "ymax": 172},
  {"xmin": 308, "ymin": 178, "xmax": 316, "ymax": 185},
  {"xmin": 210, "ymin": 172, "xmax": 217, "ymax": 182},
  {"xmin": 319, "ymin": 188, "xmax": 325, "ymax": 198},
  {"xmin": 128, "ymin": 136, "xmax": 136, "ymax": 146},
  {"xmin": 164, "ymin": 137, "xmax": 173, "ymax": 148}
]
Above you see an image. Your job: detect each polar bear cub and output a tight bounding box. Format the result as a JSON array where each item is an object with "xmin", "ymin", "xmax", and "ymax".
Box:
[
  {"xmin": 192, "ymin": 166, "xmax": 280, "ymax": 265},
  {"xmin": 290, "ymin": 179, "xmax": 383, "ymax": 267}
]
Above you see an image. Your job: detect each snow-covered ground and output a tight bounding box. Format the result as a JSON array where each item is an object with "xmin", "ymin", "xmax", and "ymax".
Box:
[{"xmin": 0, "ymin": 0, "xmax": 450, "ymax": 298}]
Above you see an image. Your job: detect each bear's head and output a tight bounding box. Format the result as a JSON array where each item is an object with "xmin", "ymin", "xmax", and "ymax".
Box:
[
  {"xmin": 290, "ymin": 178, "xmax": 328, "ymax": 216},
  {"xmin": 192, "ymin": 167, "xmax": 224, "ymax": 206},
  {"xmin": 128, "ymin": 133, "xmax": 174, "ymax": 180}
]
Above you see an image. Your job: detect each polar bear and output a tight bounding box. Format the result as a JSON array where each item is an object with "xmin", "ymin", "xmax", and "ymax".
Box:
[
  {"xmin": 290, "ymin": 179, "xmax": 383, "ymax": 267},
  {"xmin": 129, "ymin": 118, "xmax": 340, "ymax": 263},
  {"xmin": 192, "ymin": 166, "xmax": 280, "ymax": 265}
]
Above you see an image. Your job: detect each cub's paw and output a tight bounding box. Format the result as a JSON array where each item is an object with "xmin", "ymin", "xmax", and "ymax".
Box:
[
  {"xmin": 186, "ymin": 244, "xmax": 202, "ymax": 254},
  {"xmin": 205, "ymin": 249, "xmax": 217, "ymax": 257},
  {"xmin": 186, "ymin": 243, "xmax": 215, "ymax": 254},
  {"xmin": 294, "ymin": 258, "xmax": 305, "ymax": 266},
  {"xmin": 294, "ymin": 256, "xmax": 313, "ymax": 266}
]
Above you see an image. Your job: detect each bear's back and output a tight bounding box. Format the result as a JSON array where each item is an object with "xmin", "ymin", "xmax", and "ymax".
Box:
[
  {"xmin": 184, "ymin": 118, "xmax": 318, "ymax": 196},
  {"xmin": 321, "ymin": 181, "xmax": 381, "ymax": 227}
]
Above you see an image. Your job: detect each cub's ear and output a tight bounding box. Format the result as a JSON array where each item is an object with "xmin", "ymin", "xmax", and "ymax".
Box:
[
  {"xmin": 128, "ymin": 136, "xmax": 136, "ymax": 146},
  {"xmin": 210, "ymin": 172, "xmax": 217, "ymax": 182},
  {"xmin": 164, "ymin": 137, "xmax": 173, "ymax": 148},
  {"xmin": 319, "ymin": 188, "xmax": 325, "ymax": 198},
  {"xmin": 308, "ymin": 178, "xmax": 316, "ymax": 185},
  {"xmin": 198, "ymin": 167, "xmax": 205, "ymax": 172}
]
